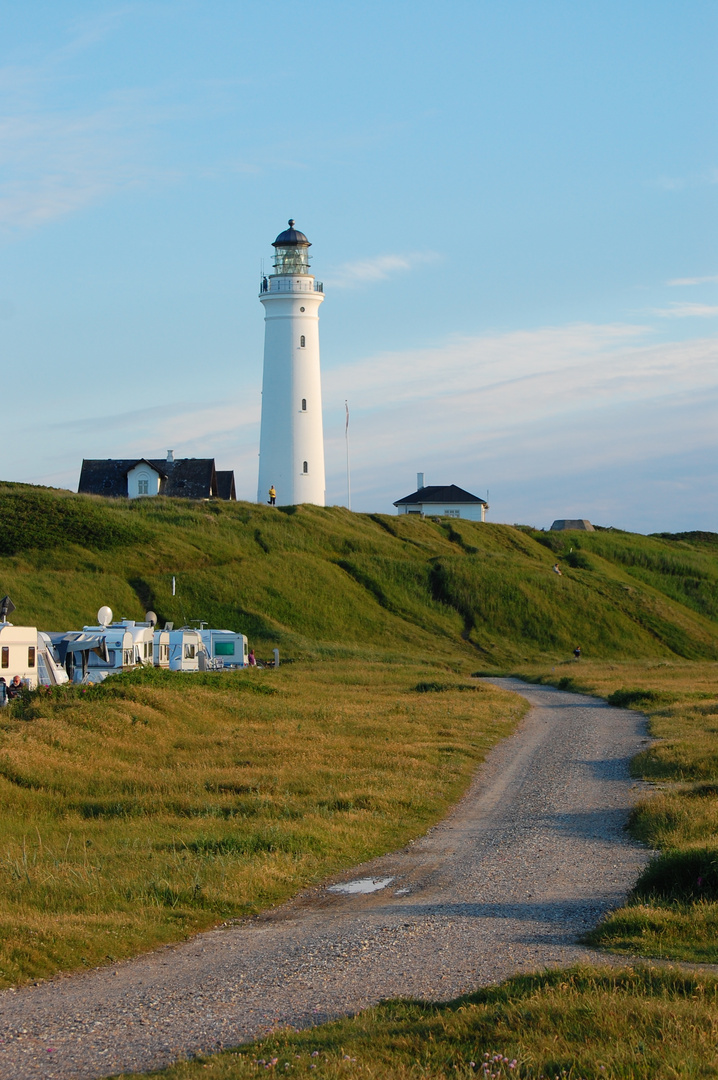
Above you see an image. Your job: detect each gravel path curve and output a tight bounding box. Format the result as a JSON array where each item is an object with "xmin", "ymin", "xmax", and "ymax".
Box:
[{"xmin": 0, "ymin": 679, "xmax": 652, "ymax": 1080}]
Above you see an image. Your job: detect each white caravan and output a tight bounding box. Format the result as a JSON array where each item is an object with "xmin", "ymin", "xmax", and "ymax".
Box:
[
  {"xmin": 163, "ymin": 628, "xmax": 207, "ymax": 672},
  {"xmin": 153, "ymin": 629, "xmax": 170, "ymax": 669},
  {"xmin": 0, "ymin": 596, "xmax": 69, "ymax": 689},
  {"xmin": 196, "ymin": 627, "xmax": 249, "ymax": 668},
  {"xmin": 80, "ymin": 607, "xmax": 157, "ymax": 682}
]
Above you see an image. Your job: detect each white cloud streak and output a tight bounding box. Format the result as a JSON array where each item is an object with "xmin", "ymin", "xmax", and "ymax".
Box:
[
  {"xmin": 650, "ymin": 302, "xmax": 718, "ymax": 318},
  {"xmin": 326, "ymin": 252, "xmax": 440, "ymax": 288},
  {"xmin": 321, "ymin": 323, "xmax": 718, "ymax": 524},
  {"xmin": 668, "ymin": 274, "xmax": 718, "ymax": 287}
]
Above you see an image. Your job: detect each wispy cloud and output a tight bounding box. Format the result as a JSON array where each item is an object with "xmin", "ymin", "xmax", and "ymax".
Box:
[
  {"xmin": 668, "ymin": 275, "xmax": 718, "ymax": 287},
  {"xmin": 654, "ymin": 168, "xmax": 718, "ymax": 191},
  {"xmin": 650, "ymin": 302, "xmax": 718, "ymax": 318},
  {"xmin": 321, "ymin": 323, "xmax": 718, "ymax": 523},
  {"xmin": 327, "ymin": 252, "xmax": 440, "ymax": 288}
]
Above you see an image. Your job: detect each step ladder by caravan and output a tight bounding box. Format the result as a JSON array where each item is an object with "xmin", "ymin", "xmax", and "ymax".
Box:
[{"xmin": 74, "ymin": 608, "xmax": 249, "ymax": 682}]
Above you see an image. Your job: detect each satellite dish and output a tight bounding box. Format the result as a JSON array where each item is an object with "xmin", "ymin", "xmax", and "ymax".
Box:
[
  {"xmin": 145, "ymin": 610, "xmax": 158, "ymax": 627},
  {"xmin": 97, "ymin": 606, "xmax": 113, "ymax": 627},
  {"xmin": 0, "ymin": 596, "xmax": 16, "ymax": 622}
]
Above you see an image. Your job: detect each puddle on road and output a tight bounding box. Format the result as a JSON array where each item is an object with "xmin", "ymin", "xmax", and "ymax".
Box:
[{"xmin": 327, "ymin": 877, "xmax": 394, "ymax": 895}]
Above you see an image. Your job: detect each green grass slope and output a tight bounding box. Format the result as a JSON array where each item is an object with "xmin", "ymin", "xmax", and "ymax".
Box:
[{"xmin": 1, "ymin": 483, "xmax": 718, "ymax": 663}]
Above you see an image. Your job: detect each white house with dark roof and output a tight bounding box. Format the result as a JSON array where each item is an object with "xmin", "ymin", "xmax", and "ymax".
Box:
[
  {"xmin": 78, "ymin": 451, "xmax": 236, "ymax": 501},
  {"xmin": 394, "ymin": 474, "xmax": 489, "ymax": 522}
]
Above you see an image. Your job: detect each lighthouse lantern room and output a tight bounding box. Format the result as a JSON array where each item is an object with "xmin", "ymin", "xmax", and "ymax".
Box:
[{"xmin": 257, "ymin": 221, "xmax": 326, "ymax": 507}]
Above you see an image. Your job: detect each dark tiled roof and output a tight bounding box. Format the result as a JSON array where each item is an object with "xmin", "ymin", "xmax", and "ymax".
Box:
[
  {"xmin": 78, "ymin": 458, "xmax": 235, "ymax": 500},
  {"xmin": 152, "ymin": 459, "xmax": 217, "ymax": 499},
  {"xmin": 215, "ymin": 471, "xmax": 236, "ymax": 501},
  {"xmin": 394, "ymin": 484, "xmax": 487, "ymax": 506},
  {"xmin": 78, "ymin": 459, "xmax": 135, "ymax": 498}
]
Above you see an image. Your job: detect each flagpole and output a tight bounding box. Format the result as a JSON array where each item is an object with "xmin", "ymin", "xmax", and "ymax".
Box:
[{"xmin": 345, "ymin": 400, "xmax": 352, "ymax": 511}]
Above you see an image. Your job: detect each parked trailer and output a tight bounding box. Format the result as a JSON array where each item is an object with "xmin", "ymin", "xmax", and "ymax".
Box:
[
  {"xmin": 77, "ymin": 607, "xmax": 158, "ymax": 682},
  {"xmin": 0, "ymin": 623, "xmax": 70, "ymax": 689},
  {"xmin": 153, "ymin": 629, "xmax": 170, "ymax": 669},
  {"xmin": 164, "ymin": 628, "xmax": 207, "ymax": 672},
  {"xmin": 196, "ymin": 628, "xmax": 249, "ymax": 668}
]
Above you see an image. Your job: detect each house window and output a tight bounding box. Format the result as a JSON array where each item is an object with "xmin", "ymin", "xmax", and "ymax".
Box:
[
  {"xmin": 445, "ymin": 509, "xmax": 460, "ymax": 518},
  {"xmin": 303, "ymin": 461, "xmax": 308, "ymax": 474},
  {"xmin": 1, "ymin": 647, "xmax": 8, "ymax": 668},
  {"xmin": 300, "ymin": 335, "xmax": 306, "ymax": 347},
  {"xmin": 137, "ymin": 477, "xmax": 149, "ymax": 495},
  {"xmin": 28, "ymin": 647, "xmax": 35, "ymax": 668},
  {"xmin": 301, "ymin": 398, "xmax": 307, "ymax": 411}
]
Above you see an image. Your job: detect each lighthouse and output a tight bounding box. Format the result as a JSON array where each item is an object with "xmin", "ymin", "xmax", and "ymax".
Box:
[{"xmin": 257, "ymin": 221, "xmax": 326, "ymax": 507}]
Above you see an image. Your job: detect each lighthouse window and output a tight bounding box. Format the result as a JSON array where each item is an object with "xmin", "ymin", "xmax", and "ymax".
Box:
[
  {"xmin": 300, "ymin": 335, "xmax": 306, "ymax": 347},
  {"xmin": 137, "ymin": 477, "xmax": 149, "ymax": 495},
  {"xmin": 301, "ymin": 399, "xmax": 307, "ymax": 411},
  {"xmin": 303, "ymin": 461, "xmax": 308, "ymax": 474}
]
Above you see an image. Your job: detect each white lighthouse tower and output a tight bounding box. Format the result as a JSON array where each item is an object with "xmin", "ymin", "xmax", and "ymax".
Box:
[{"xmin": 257, "ymin": 221, "xmax": 326, "ymax": 507}]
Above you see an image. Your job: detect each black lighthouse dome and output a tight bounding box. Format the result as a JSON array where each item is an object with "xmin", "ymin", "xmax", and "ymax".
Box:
[{"xmin": 272, "ymin": 219, "xmax": 311, "ymax": 247}]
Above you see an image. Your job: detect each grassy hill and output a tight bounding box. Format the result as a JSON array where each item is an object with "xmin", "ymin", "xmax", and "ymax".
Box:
[{"xmin": 1, "ymin": 482, "xmax": 717, "ymax": 663}]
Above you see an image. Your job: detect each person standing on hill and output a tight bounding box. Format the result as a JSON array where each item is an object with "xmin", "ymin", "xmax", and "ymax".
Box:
[
  {"xmin": 268, "ymin": 485, "xmax": 276, "ymax": 506},
  {"xmin": 573, "ymin": 645, "xmax": 581, "ymax": 661}
]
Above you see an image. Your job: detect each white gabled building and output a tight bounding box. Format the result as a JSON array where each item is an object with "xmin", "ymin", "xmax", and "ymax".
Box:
[{"xmin": 394, "ymin": 475, "xmax": 489, "ymax": 522}]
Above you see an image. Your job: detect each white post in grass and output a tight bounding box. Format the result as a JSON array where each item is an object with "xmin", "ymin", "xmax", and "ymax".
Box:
[{"xmin": 257, "ymin": 220, "xmax": 326, "ymax": 507}]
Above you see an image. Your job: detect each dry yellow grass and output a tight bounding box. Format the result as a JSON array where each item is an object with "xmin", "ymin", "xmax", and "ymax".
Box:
[{"xmin": 0, "ymin": 660, "xmax": 525, "ymax": 987}]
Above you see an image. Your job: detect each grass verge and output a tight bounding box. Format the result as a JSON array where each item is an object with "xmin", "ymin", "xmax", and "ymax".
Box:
[
  {"xmin": 114, "ymin": 965, "xmax": 718, "ymax": 1080},
  {"xmin": 0, "ymin": 659, "xmax": 525, "ymax": 988},
  {"xmin": 511, "ymin": 659, "xmax": 718, "ymax": 963}
]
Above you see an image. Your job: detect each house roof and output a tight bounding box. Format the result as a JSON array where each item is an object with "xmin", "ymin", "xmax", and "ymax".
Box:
[
  {"xmin": 215, "ymin": 470, "xmax": 237, "ymax": 501},
  {"xmin": 394, "ymin": 484, "xmax": 487, "ymax": 507},
  {"xmin": 78, "ymin": 458, "xmax": 236, "ymax": 501}
]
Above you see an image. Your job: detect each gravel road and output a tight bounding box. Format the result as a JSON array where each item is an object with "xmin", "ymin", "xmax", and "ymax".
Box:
[{"xmin": 0, "ymin": 679, "xmax": 652, "ymax": 1080}]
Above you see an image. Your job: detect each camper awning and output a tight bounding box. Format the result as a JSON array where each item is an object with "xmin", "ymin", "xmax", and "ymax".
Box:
[{"xmin": 50, "ymin": 633, "xmax": 110, "ymax": 664}]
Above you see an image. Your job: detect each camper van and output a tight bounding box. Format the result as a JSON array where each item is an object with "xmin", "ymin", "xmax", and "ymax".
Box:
[
  {"xmin": 80, "ymin": 608, "xmax": 158, "ymax": 682},
  {"xmin": 164, "ymin": 628, "xmax": 207, "ymax": 672},
  {"xmin": 0, "ymin": 597, "xmax": 70, "ymax": 690},
  {"xmin": 153, "ymin": 628, "xmax": 170, "ymax": 669},
  {"xmin": 196, "ymin": 628, "xmax": 248, "ymax": 668}
]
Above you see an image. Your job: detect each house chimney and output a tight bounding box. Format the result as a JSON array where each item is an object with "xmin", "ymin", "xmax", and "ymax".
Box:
[
  {"xmin": 417, "ymin": 472, "xmax": 425, "ymax": 490},
  {"xmin": 167, "ymin": 450, "xmax": 174, "ymax": 463}
]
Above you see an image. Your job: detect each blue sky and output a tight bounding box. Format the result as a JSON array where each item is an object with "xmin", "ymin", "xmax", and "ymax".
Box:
[{"xmin": 1, "ymin": 1, "xmax": 716, "ymax": 530}]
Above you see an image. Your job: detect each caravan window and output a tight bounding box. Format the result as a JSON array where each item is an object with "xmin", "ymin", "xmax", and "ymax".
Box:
[
  {"xmin": 123, "ymin": 648, "xmax": 133, "ymax": 666},
  {"xmin": 28, "ymin": 647, "xmax": 35, "ymax": 668},
  {"xmin": 106, "ymin": 650, "xmax": 116, "ymax": 665},
  {"xmin": 1, "ymin": 647, "xmax": 8, "ymax": 668},
  {"xmin": 214, "ymin": 641, "xmax": 235, "ymax": 656},
  {"xmin": 184, "ymin": 644, "xmax": 196, "ymax": 659}
]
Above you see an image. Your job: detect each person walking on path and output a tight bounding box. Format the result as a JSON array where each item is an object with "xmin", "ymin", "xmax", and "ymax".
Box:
[{"xmin": 268, "ymin": 485, "xmax": 276, "ymax": 506}]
